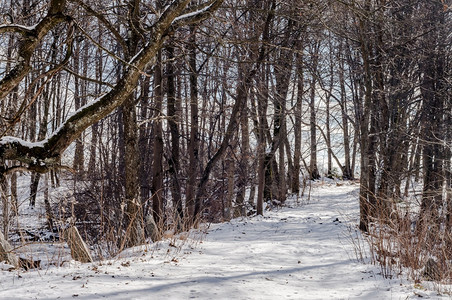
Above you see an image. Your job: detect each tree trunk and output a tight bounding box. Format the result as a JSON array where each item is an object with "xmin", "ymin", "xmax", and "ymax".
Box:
[
  {"xmin": 64, "ymin": 226, "xmax": 93, "ymax": 263},
  {"xmin": 324, "ymin": 51, "xmax": 334, "ymax": 178},
  {"xmin": 122, "ymin": 0, "xmax": 145, "ymax": 247},
  {"xmin": 72, "ymin": 41, "xmax": 84, "ymax": 175},
  {"xmin": 293, "ymin": 48, "xmax": 304, "ymax": 193},
  {"xmin": 88, "ymin": 27, "xmax": 103, "ymax": 178},
  {"xmin": 235, "ymin": 99, "xmax": 249, "ymax": 217},
  {"xmin": 225, "ymin": 155, "xmax": 235, "ymax": 220},
  {"xmin": 166, "ymin": 45, "xmax": 184, "ymax": 228},
  {"xmin": 338, "ymin": 43, "xmax": 352, "ymax": 179},
  {"xmin": 257, "ymin": 65, "xmax": 269, "ymax": 214},
  {"xmin": 418, "ymin": 0, "xmax": 446, "ymax": 227},
  {"xmin": 186, "ymin": 25, "xmax": 199, "ymax": 224},
  {"xmin": 357, "ymin": 11, "xmax": 374, "ymax": 232},
  {"xmin": 43, "ymin": 173, "xmax": 54, "ymax": 231},
  {"xmin": 309, "ymin": 41, "xmax": 320, "ymax": 180},
  {"xmin": 151, "ymin": 50, "xmax": 164, "ymax": 227},
  {"xmin": 122, "ymin": 84, "xmax": 145, "ymax": 247},
  {"xmin": 1, "ymin": 172, "xmax": 8, "ymax": 238},
  {"xmin": 138, "ymin": 74, "xmax": 151, "ymax": 204},
  {"xmin": 0, "ymin": 230, "xmax": 19, "ymax": 268}
]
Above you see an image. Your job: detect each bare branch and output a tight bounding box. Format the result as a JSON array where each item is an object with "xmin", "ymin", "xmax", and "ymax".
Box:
[
  {"xmin": 0, "ymin": 0, "xmax": 225, "ymax": 170},
  {"xmin": 172, "ymin": 0, "xmax": 224, "ymax": 28},
  {"xmin": 0, "ymin": 1, "xmax": 70, "ymax": 101},
  {"xmin": 0, "ymin": 24, "xmax": 35, "ymax": 36},
  {"xmin": 69, "ymin": 0, "xmax": 128, "ymax": 54}
]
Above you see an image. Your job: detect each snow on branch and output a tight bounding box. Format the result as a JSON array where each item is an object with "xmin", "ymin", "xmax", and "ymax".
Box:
[
  {"xmin": 173, "ymin": 3, "xmax": 213, "ymax": 22},
  {"xmin": 0, "ymin": 0, "xmax": 225, "ymax": 174},
  {"xmin": 0, "ymin": 23, "xmax": 36, "ymax": 35},
  {"xmin": 172, "ymin": 0, "xmax": 223, "ymax": 27}
]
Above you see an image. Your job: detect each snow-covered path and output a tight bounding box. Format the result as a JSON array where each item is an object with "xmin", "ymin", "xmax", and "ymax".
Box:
[{"xmin": 0, "ymin": 183, "xmax": 445, "ymax": 299}]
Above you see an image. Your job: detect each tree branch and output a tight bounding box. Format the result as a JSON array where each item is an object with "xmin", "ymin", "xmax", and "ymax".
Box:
[
  {"xmin": 69, "ymin": 0, "xmax": 128, "ymax": 54},
  {"xmin": 0, "ymin": 0, "xmax": 224, "ymax": 172},
  {"xmin": 0, "ymin": 24, "xmax": 35, "ymax": 36},
  {"xmin": 0, "ymin": 1, "xmax": 69, "ymax": 101},
  {"xmin": 172, "ymin": 0, "xmax": 224, "ymax": 28}
]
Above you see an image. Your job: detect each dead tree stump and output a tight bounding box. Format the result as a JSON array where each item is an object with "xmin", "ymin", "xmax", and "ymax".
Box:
[
  {"xmin": 145, "ymin": 215, "xmax": 161, "ymax": 242},
  {"xmin": 0, "ymin": 231, "xmax": 19, "ymax": 268},
  {"xmin": 64, "ymin": 226, "xmax": 93, "ymax": 263},
  {"xmin": 423, "ymin": 258, "xmax": 440, "ymax": 281}
]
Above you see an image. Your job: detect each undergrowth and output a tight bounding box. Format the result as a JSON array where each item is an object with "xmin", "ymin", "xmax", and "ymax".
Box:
[{"xmin": 352, "ymin": 197, "xmax": 452, "ymax": 296}]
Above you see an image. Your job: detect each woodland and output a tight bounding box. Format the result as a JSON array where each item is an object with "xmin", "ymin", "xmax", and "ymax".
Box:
[{"xmin": 0, "ymin": 0, "xmax": 451, "ymax": 282}]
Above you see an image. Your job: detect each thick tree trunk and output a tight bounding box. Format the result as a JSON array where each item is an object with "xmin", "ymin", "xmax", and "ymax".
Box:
[
  {"xmin": 418, "ymin": 1, "xmax": 446, "ymax": 227},
  {"xmin": 186, "ymin": 25, "xmax": 199, "ymax": 224},
  {"xmin": 166, "ymin": 45, "xmax": 184, "ymax": 228},
  {"xmin": 138, "ymin": 75, "xmax": 151, "ymax": 204},
  {"xmin": 122, "ymin": 90, "xmax": 145, "ymax": 247},
  {"xmin": 151, "ymin": 50, "xmax": 164, "ymax": 227},
  {"xmin": 255, "ymin": 0, "xmax": 276, "ymax": 214},
  {"xmin": 274, "ymin": 65, "xmax": 289, "ymax": 203},
  {"xmin": 309, "ymin": 42, "xmax": 320, "ymax": 180},
  {"xmin": 122, "ymin": 0, "xmax": 144, "ymax": 248},
  {"xmin": 256, "ymin": 102, "xmax": 266, "ymax": 216},
  {"xmin": 257, "ymin": 66, "xmax": 270, "ymax": 214},
  {"xmin": 358, "ymin": 12, "xmax": 374, "ymax": 232}
]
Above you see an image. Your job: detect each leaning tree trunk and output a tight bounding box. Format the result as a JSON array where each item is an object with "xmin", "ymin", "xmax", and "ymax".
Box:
[{"xmin": 64, "ymin": 226, "xmax": 93, "ymax": 263}]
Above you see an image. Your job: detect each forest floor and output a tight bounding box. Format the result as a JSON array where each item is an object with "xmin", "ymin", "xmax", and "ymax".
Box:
[{"xmin": 0, "ymin": 181, "xmax": 450, "ymax": 299}]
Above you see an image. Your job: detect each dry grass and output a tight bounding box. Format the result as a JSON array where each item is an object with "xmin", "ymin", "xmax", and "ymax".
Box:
[{"xmin": 359, "ymin": 197, "xmax": 452, "ymax": 295}]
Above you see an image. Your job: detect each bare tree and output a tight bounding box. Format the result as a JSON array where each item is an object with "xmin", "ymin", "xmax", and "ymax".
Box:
[{"xmin": 0, "ymin": 0, "xmax": 225, "ymax": 247}]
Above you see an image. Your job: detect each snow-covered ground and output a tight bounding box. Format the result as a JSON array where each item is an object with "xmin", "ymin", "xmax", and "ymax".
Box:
[{"xmin": 0, "ymin": 182, "xmax": 449, "ymax": 299}]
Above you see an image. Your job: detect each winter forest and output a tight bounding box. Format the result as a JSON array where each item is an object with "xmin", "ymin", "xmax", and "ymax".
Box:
[{"xmin": 0, "ymin": 0, "xmax": 451, "ymax": 298}]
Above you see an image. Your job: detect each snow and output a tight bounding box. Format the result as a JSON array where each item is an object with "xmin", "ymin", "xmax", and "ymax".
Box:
[
  {"xmin": 128, "ymin": 48, "xmax": 144, "ymax": 64},
  {"xmin": 13, "ymin": 92, "xmax": 109, "ymax": 147},
  {"xmin": 0, "ymin": 136, "xmax": 46, "ymax": 148},
  {"xmin": 0, "ymin": 24, "xmax": 37, "ymax": 32},
  {"xmin": 173, "ymin": 4, "xmax": 213, "ymax": 23},
  {"xmin": 0, "ymin": 92, "xmax": 110, "ymax": 154},
  {"xmin": 0, "ymin": 182, "xmax": 449, "ymax": 299}
]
